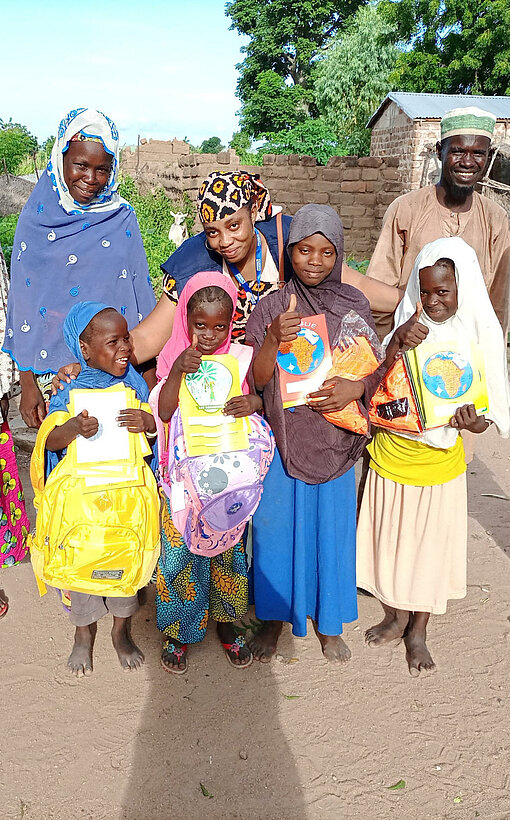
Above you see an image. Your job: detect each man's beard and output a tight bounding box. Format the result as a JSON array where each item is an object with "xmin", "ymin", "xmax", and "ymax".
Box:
[{"xmin": 447, "ymin": 181, "xmax": 475, "ymax": 202}]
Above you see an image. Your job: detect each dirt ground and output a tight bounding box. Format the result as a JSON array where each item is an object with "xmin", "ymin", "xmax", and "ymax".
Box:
[{"xmin": 2, "ymin": 422, "xmax": 510, "ymax": 820}]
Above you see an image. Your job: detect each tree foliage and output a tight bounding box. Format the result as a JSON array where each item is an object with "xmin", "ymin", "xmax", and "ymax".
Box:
[
  {"xmin": 226, "ymin": 0, "xmax": 364, "ymax": 137},
  {"xmin": 315, "ymin": 5, "xmax": 398, "ymax": 156},
  {"xmin": 0, "ymin": 213, "xmax": 20, "ymax": 269},
  {"xmin": 0, "ymin": 119, "xmax": 38, "ymax": 174},
  {"xmin": 237, "ymin": 70, "xmax": 311, "ymax": 137},
  {"xmin": 228, "ymin": 131, "xmax": 264, "ymax": 165},
  {"xmin": 382, "ymin": 0, "xmax": 510, "ymax": 94},
  {"xmin": 199, "ymin": 136, "xmax": 225, "ymax": 154},
  {"xmin": 262, "ymin": 118, "xmax": 344, "ymax": 165},
  {"xmin": 41, "ymin": 136, "xmax": 56, "ymax": 155}
]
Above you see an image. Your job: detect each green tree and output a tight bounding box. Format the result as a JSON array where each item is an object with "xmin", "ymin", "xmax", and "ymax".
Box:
[
  {"xmin": 0, "ymin": 119, "xmax": 38, "ymax": 174},
  {"xmin": 262, "ymin": 118, "xmax": 344, "ymax": 165},
  {"xmin": 238, "ymin": 71, "xmax": 311, "ymax": 137},
  {"xmin": 41, "ymin": 135, "xmax": 55, "ymax": 158},
  {"xmin": 228, "ymin": 131, "xmax": 264, "ymax": 165},
  {"xmin": 382, "ymin": 0, "xmax": 510, "ymax": 94},
  {"xmin": 117, "ymin": 175, "xmax": 195, "ymax": 296},
  {"xmin": 315, "ymin": 5, "xmax": 398, "ymax": 155},
  {"xmin": 226, "ymin": 0, "xmax": 364, "ymax": 137},
  {"xmin": 199, "ymin": 136, "xmax": 225, "ymax": 154},
  {"xmin": 0, "ymin": 213, "xmax": 20, "ymax": 269}
]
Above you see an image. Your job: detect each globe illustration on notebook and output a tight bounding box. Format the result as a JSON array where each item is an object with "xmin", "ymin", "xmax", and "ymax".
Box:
[
  {"xmin": 422, "ymin": 351, "xmax": 473, "ymax": 399},
  {"xmin": 277, "ymin": 328, "xmax": 325, "ymax": 375}
]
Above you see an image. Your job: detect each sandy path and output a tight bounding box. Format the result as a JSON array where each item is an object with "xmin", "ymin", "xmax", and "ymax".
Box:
[{"xmin": 2, "ymin": 425, "xmax": 510, "ymax": 820}]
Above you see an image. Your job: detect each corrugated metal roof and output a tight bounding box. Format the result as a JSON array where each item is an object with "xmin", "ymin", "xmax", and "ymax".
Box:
[{"xmin": 367, "ymin": 92, "xmax": 510, "ymax": 127}]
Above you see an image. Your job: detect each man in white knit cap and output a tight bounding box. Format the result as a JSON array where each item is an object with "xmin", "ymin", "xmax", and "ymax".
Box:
[{"xmin": 368, "ymin": 106, "xmax": 509, "ymax": 338}]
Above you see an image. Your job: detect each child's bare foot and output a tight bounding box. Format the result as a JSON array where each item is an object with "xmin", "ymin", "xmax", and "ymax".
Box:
[
  {"xmin": 404, "ymin": 611, "xmax": 436, "ymax": 677},
  {"xmin": 0, "ymin": 589, "xmax": 9, "ymax": 619},
  {"xmin": 316, "ymin": 630, "xmax": 351, "ymax": 663},
  {"xmin": 217, "ymin": 622, "xmax": 253, "ymax": 668},
  {"xmin": 68, "ymin": 624, "xmax": 95, "ymax": 677},
  {"xmin": 111, "ymin": 616, "xmax": 144, "ymax": 671},
  {"xmin": 161, "ymin": 638, "xmax": 188, "ymax": 675},
  {"xmin": 404, "ymin": 632, "xmax": 436, "ymax": 676},
  {"xmin": 249, "ymin": 620, "xmax": 283, "ymax": 662},
  {"xmin": 312, "ymin": 620, "xmax": 351, "ymax": 663},
  {"xmin": 365, "ymin": 605, "xmax": 409, "ymax": 647}
]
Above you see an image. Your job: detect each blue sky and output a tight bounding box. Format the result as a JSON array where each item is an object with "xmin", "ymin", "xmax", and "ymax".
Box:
[{"xmin": 1, "ymin": 0, "xmax": 246, "ymax": 147}]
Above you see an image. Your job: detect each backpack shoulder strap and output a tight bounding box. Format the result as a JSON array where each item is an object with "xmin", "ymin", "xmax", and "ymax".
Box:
[{"xmin": 30, "ymin": 412, "xmax": 69, "ymax": 504}]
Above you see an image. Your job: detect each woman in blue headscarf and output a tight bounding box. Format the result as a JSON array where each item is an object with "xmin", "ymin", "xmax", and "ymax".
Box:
[{"xmin": 3, "ymin": 108, "xmax": 156, "ymax": 428}]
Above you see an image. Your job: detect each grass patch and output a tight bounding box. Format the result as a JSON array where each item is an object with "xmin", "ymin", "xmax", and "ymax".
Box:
[{"xmin": 0, "ymin": 213, "xmax": 20, "ymax": 269}]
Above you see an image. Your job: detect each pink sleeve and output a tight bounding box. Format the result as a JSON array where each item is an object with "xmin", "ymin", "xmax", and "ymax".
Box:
[{"xmin": 229, "ymin": 343, "xmax": 254, "ymax": 394}]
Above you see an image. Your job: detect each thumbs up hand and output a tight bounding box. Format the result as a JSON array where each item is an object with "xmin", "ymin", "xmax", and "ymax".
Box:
[
  {"xmin": 173, "ymin": 333, "xmax": 203, "ymax": 375},
  {"xmin": 385, "ymin": 300, "xmax": 429, "ymax": 364},
  {"xmin": 268, "ymin": 292, "xmax": 301, "ymax": 345}
]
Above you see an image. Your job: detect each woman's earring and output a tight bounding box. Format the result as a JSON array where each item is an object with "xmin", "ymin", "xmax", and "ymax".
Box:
[{"xmin": 205, "ymin": 238, "xmax": 213, "ymax": 251}]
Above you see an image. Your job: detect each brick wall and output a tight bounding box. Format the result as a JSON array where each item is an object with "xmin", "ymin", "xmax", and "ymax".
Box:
[
  {"xmin": 370, "ymin": 105, "xmax": 415, "ymax": 190},
  {"xmin": 121, "ymin": 141, "xmax": 403, "ymax": 260},
  {"xmin": 257, "ymin": 154, "xmax": 402, "ymax": 259}
]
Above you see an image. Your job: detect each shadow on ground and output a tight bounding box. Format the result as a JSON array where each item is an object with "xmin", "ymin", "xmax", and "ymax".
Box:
[
  {"xmin": 119, "ymin": 589, "xmax": 306, "ymax": 820},
  {"xmin": 467, "ymin": 453, "xmax": 510, "ymax": 558}
]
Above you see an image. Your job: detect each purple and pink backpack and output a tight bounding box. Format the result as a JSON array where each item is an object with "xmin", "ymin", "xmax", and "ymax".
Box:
[{"xmin": 150, "ymin": 380, "xmax": 274, "ymax": 557}]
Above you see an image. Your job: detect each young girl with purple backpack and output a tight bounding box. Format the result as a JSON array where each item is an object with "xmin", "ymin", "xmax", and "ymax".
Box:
[{"xmin": 149, "ymin": 272, "xmax": 273, "ymax": 674}]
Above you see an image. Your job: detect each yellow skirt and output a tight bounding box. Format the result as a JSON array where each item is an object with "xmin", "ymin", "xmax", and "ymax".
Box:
[{"xmin": 356, "ymin": 469, "xmax": 467, "ymax": 615}]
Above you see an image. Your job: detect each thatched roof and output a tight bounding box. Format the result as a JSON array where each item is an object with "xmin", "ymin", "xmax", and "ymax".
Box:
[{"xmin": 0, "ymin": 173, "xmax": 35, "ymax": 217}]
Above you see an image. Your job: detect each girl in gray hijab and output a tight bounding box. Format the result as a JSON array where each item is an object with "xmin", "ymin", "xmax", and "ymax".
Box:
[{"xmin": 245, "ymin": 205, "xmax": 388, "ymax": 664}]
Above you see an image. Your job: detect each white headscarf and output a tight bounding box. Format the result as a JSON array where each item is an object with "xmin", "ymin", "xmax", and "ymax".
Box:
[
  {"xmin": 384, "ymin": 237, "xmax": 510, "ymax": 449},
  {"xmin": 47, "ymin": 108, "xmax": 127, "ymax": 215}
]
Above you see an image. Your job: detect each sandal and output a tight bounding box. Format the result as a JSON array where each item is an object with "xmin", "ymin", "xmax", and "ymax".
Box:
[
  {"xmin": 0, "ymin": 596, "xmax": 8, "ymax": 619},
  {"xmin": 160, "ymin": 639, "xmax": 188, "ymax": 675},
  {"xmin": 221, "ymin": 634, "xmax": 253, "ymax": 669}
]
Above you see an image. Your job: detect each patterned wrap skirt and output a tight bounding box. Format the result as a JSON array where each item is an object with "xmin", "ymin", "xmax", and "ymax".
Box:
[{"xmin": 155, "ymin": 498, "xmax": 249, "ymax": 644}]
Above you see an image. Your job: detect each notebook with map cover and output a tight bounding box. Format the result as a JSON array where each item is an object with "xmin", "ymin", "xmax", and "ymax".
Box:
[
  {"xmin": 405, "ymin": 340, "xmax": 489, "ymax": 429},
  {"xmin": 276, "ymin": 313, "xmax": 332, "ymax": 408}
]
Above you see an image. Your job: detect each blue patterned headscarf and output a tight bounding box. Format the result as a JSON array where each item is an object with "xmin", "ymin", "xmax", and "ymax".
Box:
[
  {"xmin": 2, "ymin": 108, "xmax": 156, "ymax": 375},
  {"xmin": 48, "ymin": 107, "xmax": 124, "ymax": 215},
  {"xmin": 49, "ymin": 302, "xmax": 149, "ymax": 414}
]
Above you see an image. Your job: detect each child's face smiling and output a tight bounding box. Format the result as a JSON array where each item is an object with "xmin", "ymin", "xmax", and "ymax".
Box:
[
  {"xmin": 187, "ymin": 301, "xmax": 231, "ymax": 355},
  {"xmin": 291, "ymin": 233, "xmax": 336, "ymax": 286},
  {"xmin": 80, "ymin": 311, "xmax": 132, "ymax": 376},
  {"xmin": 419, "ymin": 262, "xmax": 458, "ymax": 322}
]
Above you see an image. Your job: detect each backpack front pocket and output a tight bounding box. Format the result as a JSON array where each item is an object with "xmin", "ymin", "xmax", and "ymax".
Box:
[{"xmin": 46, "ymin": 524, "xmax": 142, "ymax": 594}]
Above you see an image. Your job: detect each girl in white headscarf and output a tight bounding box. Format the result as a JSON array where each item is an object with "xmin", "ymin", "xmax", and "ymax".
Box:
[{"xmin": 357, "ymin": 237, "xmax": 510, "ymax": 677}]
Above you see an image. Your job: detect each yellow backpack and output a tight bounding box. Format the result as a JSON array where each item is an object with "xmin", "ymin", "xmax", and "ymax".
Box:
[{"xmin": 29, "ymin": 411, "xmax": 161, "ymax": 597}]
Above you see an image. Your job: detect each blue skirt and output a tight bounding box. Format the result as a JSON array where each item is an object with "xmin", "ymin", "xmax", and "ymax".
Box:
[{"xmin": 252, "ymin": 449, "xmax": 358, "ymax": 637}]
